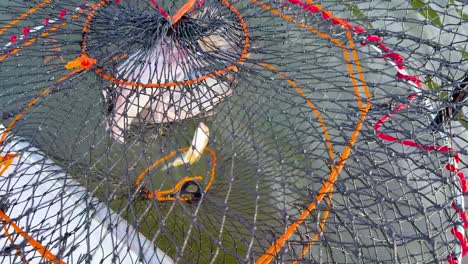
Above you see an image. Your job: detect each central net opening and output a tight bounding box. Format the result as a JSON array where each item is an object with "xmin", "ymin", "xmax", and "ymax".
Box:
[{"xmin": 85, "ymin": 1, "xmax": 245, "ymax": 84}]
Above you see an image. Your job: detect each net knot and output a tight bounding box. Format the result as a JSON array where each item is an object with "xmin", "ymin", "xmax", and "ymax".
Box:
[{"xmin": 65, "ymin": 54, "xmax": 97, "ymax": 70}]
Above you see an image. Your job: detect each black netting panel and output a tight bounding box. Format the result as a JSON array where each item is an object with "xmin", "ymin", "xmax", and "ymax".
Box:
[{"xmin": 0, "ymin": 0, "xmax": 467, "ymax": 263}]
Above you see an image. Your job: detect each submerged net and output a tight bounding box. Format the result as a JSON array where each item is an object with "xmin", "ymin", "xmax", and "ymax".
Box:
[{"xmin": 0, "ymin": 0, "xmax": 467, "ymax": 263}]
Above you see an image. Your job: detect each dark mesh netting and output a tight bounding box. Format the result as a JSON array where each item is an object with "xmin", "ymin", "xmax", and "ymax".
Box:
[{"xmin": 0, "ymin": 0, "xmax": 467, "ymax": 263}]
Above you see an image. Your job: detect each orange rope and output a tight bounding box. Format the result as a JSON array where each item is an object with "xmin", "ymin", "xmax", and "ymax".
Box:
[
  {"xmin": 347, "ymin": 30, "xmax": 372, "ymax": 102},
  {"xmin": 94, "ymin": 66, "xmax": 239, "ymax": 88},
  {"xmin": 0, "ymin": 0, "xmax": 372, "ymax": 262},
  {"xmin": 2, "ymin": 223, "xmax": 30, "ymax": 263},
  {"xmin": 256, "ymin": 104, "xmax": 370, "ymax": 264},
  {"xmin": 290, "ymin": 29, "xmax": 372, "ymax": 264},
  {"xmin": 0, "ymin": 12, "xmax": 84, "ymax": 62},
  {"xmin": 0, "ymin": 210, "xmax": 65, "ymax": 264},
  {"xmin": 258, "ymin": 63, "xmax": 335, "ymax": 161},
  {"xmin": 262, "ymin": 61, "xmax": 337, "ymax": 260},
  {"xmin": 0, "ymin": 68, "xmax": 84, "ymax": 264},
  {"xmin": 252, "ymin": 1, "xmax": 372, "ymax": 262},
  {"xmin": 0, "ymin": 0, "xmax": 52, "ymax": 36},
  {"xmin": 291, "ymin": 191, "xmax": 332, "ymax": 263},
  {"xmin": 249, "ymin": 0, "xmax": 345, "ymax": 49},
  {"xmin": 255, "ymin": 62, "xmax": 338, "ymax": 263},
  {"xmin": 136, "ymin": 147, "xmax": 217, "ymax": 202},
  {"xmin": 170, "ymin": 0, "xmax": 197, "ymax": 25},
  {"xmin": 204, "ymin": 147, "xmax": 217, "ymax": 191},
  {"xmin": 150, "ymin": 176, "xmax": 203, "ymax": 201},
  {"xmin": 0, "ymin": 153, "xmax": 17, "ymax": 175},
  {"xmin": 80, "ymin": 0, "xmax": 109, "ymax": 54}
]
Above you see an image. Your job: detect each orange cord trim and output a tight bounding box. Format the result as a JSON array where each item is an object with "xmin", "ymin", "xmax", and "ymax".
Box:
[
  {"xmin": 80, "ymin": 0, "xmax": 109, "ymax": 54},
  {"xmin": 252, "ymin": 1, "xmax": 371, "ymax": 262},
  {"xmin": 170, "ymin": 0, "xmax": 197, "ymax": 25},
  {"xmin": 94, "ymin": 66, "xmax": 239, "ymax": 88},
  {"xmin": 111, "ymin": 53, "xmax": 128, "ymax": 61},
  {"xmin": 0, "ymin": 210, "xmax": 66, "ymax": 264},
  {"xmin": 256, "ymin": 103, "xmax": 370, "ymax": 264},
  {"xmin": 0, "ymin": 153, "xmax": 17, "ymax": 176},
  {"xmin": 291, "ymin": 191, "xmax": 332, "ymax": 263},
  {"xmin": 0, "ymin": 13, "xmax": 84, "ymax": 62},
  {"xmin": 0, "ymin": 69, "xmax": 84, "ymax": 264},
  {"xmin": 81, "ymin": 0, "xmax": 249, "ymax": 88},
  {"xmin": 347, "ymin": 30, "xmax": 372, "ymax": 101},
  {"xmin": 0, "ymin": 69, "xmax": 83, "ymax": 147},
  {"xmin": 2, "ymin": 224, "xmax": 30, "ymax": 263},
  {"xmin": 136, "ymin": 147, "xmax": 217, "ymax": 202},
  {"xmin": 256, "ymin": 62, "xmax": 338, "ymax": 263},
  {"xmin": 257, "ymin": 63, "xmax": 337, "ymax": 263},
  {"xmin": 0, "ymin": 0, "xmax": 372, "ymax": 262},
  {"xmin": 258, "ymin": 63, "xmax": 335, "ymax": 161},
  {"xmin": 150, "ymin": 176, "xmax": 203, "ymax": 201},
  {"xmin": 290, "ymin": 30, "xmax": 371, "ymax": 263},
  {"xmin": 1, "ymin": 152, "xmax": 28, "ymax": 261},
  {"xmin": 0, "ymin": 0, "xmax": 52, "ymax": 36}
]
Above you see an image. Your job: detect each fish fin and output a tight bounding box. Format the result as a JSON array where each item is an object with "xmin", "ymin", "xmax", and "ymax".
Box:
[{"xmin": 161, "ymin": 122, "xmax": 210, "ymax": 170}]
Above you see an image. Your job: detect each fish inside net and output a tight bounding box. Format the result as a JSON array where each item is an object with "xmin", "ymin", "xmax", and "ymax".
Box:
[{"xmin": 0, "ymin": 0, "xmax": 467, "ymax": 263}]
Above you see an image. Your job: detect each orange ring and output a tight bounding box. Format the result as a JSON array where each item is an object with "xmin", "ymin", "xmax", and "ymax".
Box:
[
  {"xmin": 1, "ymin": 223, "xmax": 30, "ymax": 263},
  {"xmin": 136, "ymin": 146, "xmax": 217, "ymax": 202},
  {"xmin": 81, "ymin": 0, "xmax": 249, "ymax": 88},
  {"xmin": 250, "ymin": 1, "xmax": 372, "ymax": 263}
]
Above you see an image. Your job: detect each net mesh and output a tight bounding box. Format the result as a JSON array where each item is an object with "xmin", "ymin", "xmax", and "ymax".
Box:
[{"xmin": 0, "ymin": 0, "xmax": 467, "ymax": 263}]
